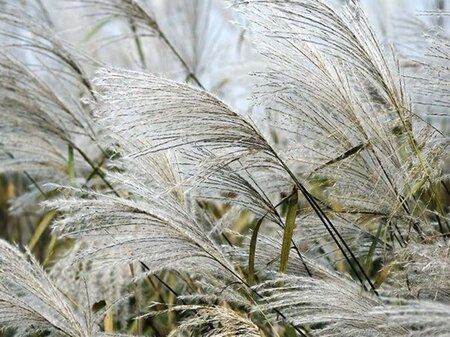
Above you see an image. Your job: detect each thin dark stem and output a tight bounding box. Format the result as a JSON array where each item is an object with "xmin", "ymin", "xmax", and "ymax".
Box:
[
  {"xmin": 5, "ymin": 152, "xmax": 46, "ymax": 197},
  {"xmin": 157, "ymin": 31, "xmax": 205, "ymax": 90},
  {"xmin": 139, "ymin": 261, "xmax": 186, "ymax": 305},
  {"xmin": 72, "ymin": 145, "xmax": 120, "ymax": 197},
  {"xmin": 36, "ymin": 0, "xmax": 54, "ymax": 28},
  {"xmin": 133, "ymin": 1, "xmax": 205, "ymax": 89},
  {"xmin": 24, "ymin": 171, "xmax": 46, "ymax": 197},
  {"xmin": 273, "ymin": 152, "xmax": 379, "ymax": 295}
]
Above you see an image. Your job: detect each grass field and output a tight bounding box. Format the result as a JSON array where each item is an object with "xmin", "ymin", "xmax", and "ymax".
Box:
[{"xmin": 0, "ymin": 1, "xmax": 449, "ymax": 336}]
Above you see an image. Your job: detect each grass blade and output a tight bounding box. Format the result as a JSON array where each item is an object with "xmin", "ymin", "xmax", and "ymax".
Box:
[
  {"xmin": 104, "ymin": 305, "xmax": 114, "ymax": 333},
  {"xmin": 364, "ymin": 223, "xmax": 382, "ymax": 270},
  {"xmin": 280, "ymin": 187, "xmax": 298, "ymax": 273},
  {"xmin": 28, "ymin": 210, "xmax": 56, "ymax": 251},
  {"xmin": 248, "ymin": 217, "xmax": 264, "ymax": 285}
]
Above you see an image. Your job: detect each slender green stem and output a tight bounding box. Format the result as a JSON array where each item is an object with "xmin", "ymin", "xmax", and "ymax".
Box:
[{"xmin": 129, "ymin": 18, "xmax": 147, "ymax": 69}]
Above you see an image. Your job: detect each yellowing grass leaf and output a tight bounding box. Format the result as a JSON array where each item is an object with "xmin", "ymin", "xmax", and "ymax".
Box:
[
  {"xmin": 374, "ymin": 264, "xmax": 393, "ymax": 289},
  {"xmin": 43, "ymin": 234, "xmax": 57, "ymax": 266},
  {"xmin": 233, "ymin": 210, "xmax": 252, "ymax": 234},
  {"xmin": 6, "ymin": 180, "xmax": 15, "ymax": 199},
  {"xmin": 28, "ymin": 210, "xmax": 56, "ymax": 251},
  {"xmin": 104, "ymin": 307, "xmax": 114, "ymax": 333}
]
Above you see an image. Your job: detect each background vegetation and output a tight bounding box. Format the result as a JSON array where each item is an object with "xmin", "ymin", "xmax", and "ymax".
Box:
[{"xmin": 0, "ymin": 0, "xmax": 449, "ymax": 336}]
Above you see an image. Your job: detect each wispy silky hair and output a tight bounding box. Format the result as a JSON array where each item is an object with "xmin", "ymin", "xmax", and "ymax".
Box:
[
  {"xmin": 0, "ymin": 1, "xmax": 449, "ymax": 336},
  {"xmin": 46, "ymin": 164, "xmax": 240, "ymax": 281},
  {"xmin": 0, "ymin": 2, "xmax": 95, "ymax": 95},
  {"xmin": 49, "ymin": 240, "xmax": 137, "ymax": 326},
  {"xmin": 252, "ymin": 273, "xmax": 405, "ymax": 337},
  {"xmin": 233, "ymin": 0, "xmax": 448, "ymax": 239},
  {"xmin": 93, "ymin": 68, "xmax": 299, "ymax": 230},
  {"xmin": 390, "ymin": 242, "xmax": 450, "ymax": 301},
  {"xmin": 0, "ymin": 239, "xmax": 92, "ymax": 336},
  {"xmin": 373, "ymin": 300, "xmax": 450, "ymax": 337},
  {"xmin": 0, "ymin": 54, "xmax": 85, "ymax": 174},
  {"xmin": 94, "ymin": 68, "xmax": 271, "ymax": 157},
  {"xmin": 146, "ymin": 304, "xmax": 261, "ymax": 337}
]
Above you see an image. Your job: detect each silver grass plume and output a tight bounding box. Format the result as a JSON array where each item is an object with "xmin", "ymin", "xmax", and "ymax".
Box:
[
  {"xmin": 0, "ymin": 3, "xmax": 100, "ymax": 181},
  {"xmin": 71, "ymin": 0, "xmax": 159, "ymax": 33},
  {"xmin": 373, "ymin": 300, "xmax": 450, "ymax": 337},
  {"xmin": 397, "ymin": 16, "xmax": 450, "ymax": 127},
  {"xmin": 143, "ymin": 304, "xmax": 261, "ymax": 337},
  {"xmin": 0, "ymin": 2, "xmax": 95, "ymax": 99},
  {"xmin": 233, "ymin": 0, "xmax": 448, "ymax": 246},
  {"xmin": 49, "ymin": 240, "xmax": 139, "ymax": 327},
  {"xmin": 0, "ymin": 3, "xmax": 111, "ymax": 220},
  {"xmin": 73, "ymin": 0, "xmax": 256, "ymax": 100},
  {"xmin": 0, "ymin": 239, "xmax": 99, "ymax": 337},
  {"xmin": 390, "ymin": 241, "xmax": 450, "ymax": 301},
  {"xmin": 294, "ymin": 214, "xmax": 390, "ymax": 267},
  {"xmin": 252, "ymin": 273, "xmax": 394, "ymax": 336},
  {"xmin": 72, "ymin": 0, "xmax": 190, "ymax": 78},
  {"xmin": 0, "ymin": 54, "xmax": 90, "ymax": 174},
  {"xmin": 92, "ymin": 68, "xmax": 292, "ymax": 219},
  {"xmin": 253, "ymin": 271, "xmax": 450, "ymax": 336},
  {"xmin": 46, "ymin": 158, "xmax": 240, "ymax": 281},
  {"xmin": 153, "ymin": 0, "xmax": 254, "ymax": 92},
  {"xmin": 0, "ymin": 1, "xmax": 449, "ymax": 336},
  {"xmin": 50, "ymin": 68, "xmax": 315, "ymax": 333},
  {"xmin": 93, "ymin": 68, "xmax": 272, "ymax": 157},
  {"xmin": 91, "ymin": 69, "xmax": 324, "ymax": 274},
  {"xmin": 228, "ymin": 218, "xmax": 388, "ymax": 281}
]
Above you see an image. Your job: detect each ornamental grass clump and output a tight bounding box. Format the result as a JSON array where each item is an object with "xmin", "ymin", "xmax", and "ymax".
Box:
[{"xmin": 0, "ymin": 0, "xmax": 449, "ymax": 336}]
